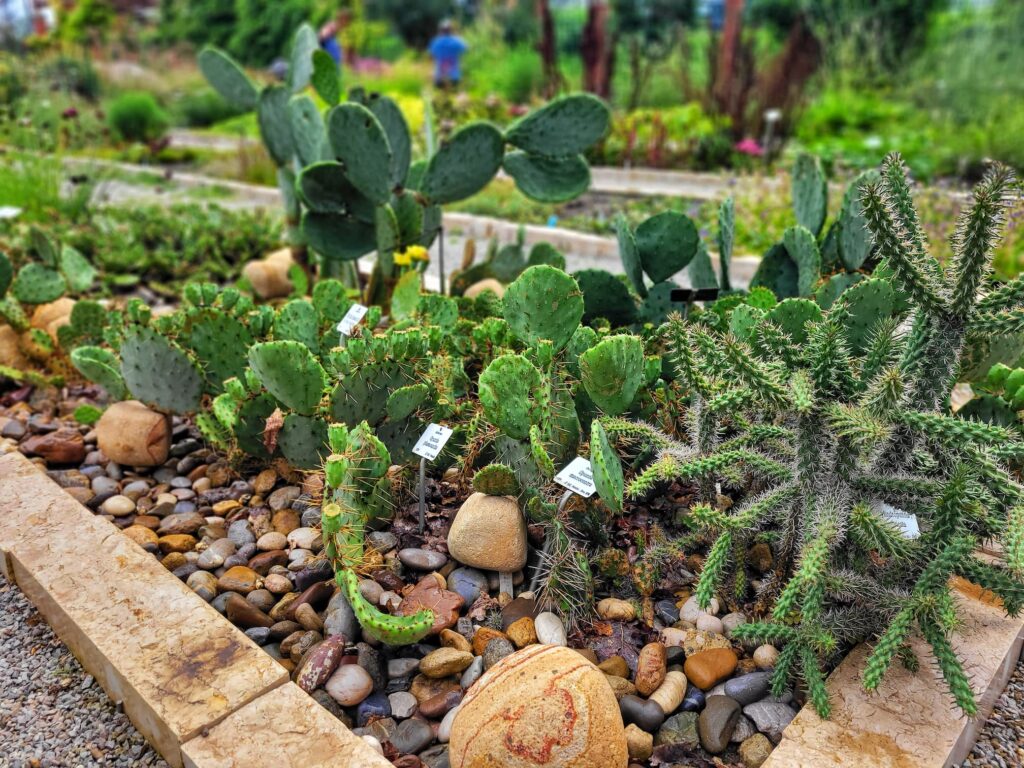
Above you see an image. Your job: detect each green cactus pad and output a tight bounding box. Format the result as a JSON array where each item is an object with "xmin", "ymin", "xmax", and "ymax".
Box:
[
  {"xmin": 717, "ymin": 197, "xmax": 735, "ymax": 291},
  {"xmin": 296, "ymin": 162, "xmax": 372, "ymax": 219},
  {"xmin": 783, "ymin": 225, "xmax": 822, "ymax": 297},
  {"xmin": 751, "ymin": 243, "xmax": 799, "ymax": 299},
  {"xmin": 815, "ymin": 272, "xmax": 865, "ymax": 310},
  {"xmin": 958, "ymin": 394, "xmax": 1018, "ymax": 427},
  {"xmin": 574, "ymin": 269, "xmax": 638, "ymax": 327},
  {"xmin": 367, "ymin": 94, "xmax": 411, "ymax": 189},
  {"xmin": 792, "ymin": 153, "xmax": 828, "ymax": 236},
  {"xmin": 197, "ymin": 47, "xmax": 258, "ymax": 111},
  {"xmin": 257, "ymin": 85, "xmax": 296, "ymax": 166},
  {"xmin": 302, "ymin": 211, "xmax": 377, "ymax": 263},
  {"xmin": 688, "ymin": 242, "xmax": 719, "ymax": 289},
  {"xmin": 58, "ymin": 300, "xmax": 107, "ymax": 348},
  {"xmin": 503, "ymin": 266, "xmax": 584, "ymax": 352},
  {"xmin": 615, "ymin": 216, "xmax": 646, "ymax": 297},
  {"xmin": 488, "ymin": 243, "xmax": 528, "ymax": 284},
  {"xmin": 58, "ymin": 246, "xmax": 97, "ymax": 293},
  {"xmin": 579, "ymin": 334, "xmax": 645, "ymax": 415},
  {"xmin": 120, "ymin": 328, "xmax": 203, "ymax": 413},
  {"xmin": 273, "ymin": 299, "xmax": 321, "ymax": 353},
  {"xmin": 767, "ymin": 298, "xmax": 822, "ymax": 345},
  {"xmin": 288, "ymin": 23, "xmax": 318, "ymax": 93},
  {"xmin": 838, "ymin": 169, "xmax": 880, "ymax": 270},
  {"xmin": 182, "ymin": 310, "xmax": 254, "ymax": 393},
  {"xmin": 289, "ymin": 94, "xmax": 326, "ymax": 166},
  {"xmin": 278, "ymin": 412, "xmax": 329, "ymax": 468},
  {"xmin": 834, "ymin": 277, "xmax": 895, "ymax": 353},
  {"xmin": 0, "ymin": 252, "xmax": 11, "ymax": 295},
  {"xmin": 635, "ymin": 212, "xmax": 699, "ymax": 283},
  {"xmin": 420, "ymin": 122, "xmax": 504, "ymax": 205},
  {"xmin": 311, "ymin": 49, "xmax": 341, "ymax": 104},
  {"xmin": 326, "ymin": 103, "xmax": 394, "ymax": 205},
  {"xmin": 591, "ymin": 420, "xmax": 624, "ymax": 514},
  {"xmin": 730, "ymin": 304, "xmax": 767, "ymax": 342},
  {"xmin": 472, "ymin": 464, "xmax": 520, "ymax": 496},
  {"xmin": 503, "ymin": 151, "xmax": 590, "ymax": 203},
  {"xmin": 504, "ymin": 94, "xmax": 610, "ymax": 157},
  {"xmin": 233, "ymin": 392, "xmax": 277, "ymax": 459},
  {"xmin": 312, "ymin": 279, "xmax": 352, "ymax": 326},
  {"xmin": 478, "ymin": 354, "xmax": 542, "ymax": 440},
  {"xmin": 12, "ymin": 263, "xmax": 66, "ymax": 304},
  {"xmin": 386, "ymin": 383, "xmax": 429, "ymax": 421},
  {"xmin": 961, "ymin": 333, "xmax": 1024, "ymax": 381},
  {"xmin": 330, "ymin": 360, "xmax": 407, "ymax": 426},
  {"xmin": 336, "ymin": 568, "xmax": 433, "ymax": 645},
  {"xmin": 639, "ymin": 280, "xmax": 680, "ymax": 325},
  {"xmin": 248, "ymin": 340, "xmax": 327, "ymax": 415},
  {"xmin": 70, "ymin": 347, "xmax": 128, "ymax": 401},
  {"xmin": 527, "ymin": 243, "xmax": 566, "ymax": 270}
]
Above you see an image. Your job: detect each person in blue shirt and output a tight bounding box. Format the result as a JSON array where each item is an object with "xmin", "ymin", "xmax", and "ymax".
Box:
[
  {"xmin": 428, "ymin": 20, "xmax": 468, "ymax": 89},
  {"xmin": 319, "ymin": 17, "xmax": 343, "ymax": 66}
]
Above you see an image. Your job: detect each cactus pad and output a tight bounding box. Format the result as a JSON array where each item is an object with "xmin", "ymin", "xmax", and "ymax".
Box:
[
  {"xmin": 717, "ymin": 197, "xmax": 735, "ymax": 291},
  {"xmin": 503, "ymin": 265, "xmax": 584, "ymax": 351},
  {"xmin": 58, "ymin": 245, "xmax": 97, "ymax": 293},
  {"xmin": 838, "ymin": 169, "xmax": 880, "ymax": 270},
  {"xmin": 367, "ymin": 94, "xmax": 411, "ymax": 188},
  {"xmin": 278, "ymin": 412, "xmax": 329, "ymax": 469},
  {"xmin": 326, "ymin": 103, "xmax": 393, "ymax": 205},
  {"xmin": 783, "ymin": 225, "xmax": 822, "ymax": 297},
  {"xmin": 302, "ymin": 211, "xmax": 377, "ymax": 263},
  {"xmin": 574, "ymin": 269, "xmax": 638, "ymax": 327},
  {"xmin": 288, "ymin": 23, "xmax": 318, "ymax": 93},
  {"xmin": 120, "ymin": 328, "xmax": 203, "ymax": 413},
  {"xmin": 751, "ymin": 243, "xmax": 799, "ymax": 299},
  {"xmin": 504, "ymin": 94, "xmax": 610, "ymax": 156},
  {"xmin": 767, "ymin": 298, "xmax": 822, "ymax": 345},
  {"xmin": 386, "ymin": 383, "xmax": 429, "ymax": 421},
  {"xmin": 273, "ymin": 299, "xmax": 321, "ymax": 353},
  {"xmin": 834, "ymin": 277, "xmax": 895, "ymax": 353},
  {"xmin": 590, "ymin": 420, "xmax": 624, "ymax": 514},
  {"xmin": 248, "ymin": 340, "xmax": 327, "ymax": 415},
  {"xmin": 579, "ymin": 334, "xmax": 645, "ymax": 415},
  {"xmin": 198, "ymin": 47, "xmax": 258, "ymax": 111},
  {"xmin": 420, "ymin": 122, "xmax": 504, "ymax": 205},
  {"xmin": 472, "ymin": 464, "xmax": 520, "ymax": 496},
  {"xmin": 527, "ymin": 243, "xmax": 566, "ymax": 270},
  {"xmin": 70, "ymin": 347, "xmax": 128, "ymax": 400},
  {"xmin": 289, "ymin": 94, "xmax": 326, "ymax": 167},
  {"xmin": 687, "ymin": 242, "xmax": 719, "ymax": 289},
  {"xmin": 615, "ymin": 216, "xmax": 646, "ymax": 297},
  {"xmin": 792, "ymin": 153, "xmax": 828, "ymax": 236},
  {"xmin": 635, "ymin": 212, "xmax": 699, "ymax": 283},
  {"xmin": 503, "ymin": 151, "xmax": 590, "ymax": 203},
  {"xmin": 257, "ymin": 85, "xmax": 296, "ymax": 166},
  {"xmin": 478, "ymin": 354, "xmax": 541, "ymax": 440},
  {"xmin": 0, "ymin": 252, "xmax": 11, "ymax": 295},
  {"xmin": 311, "ymin": 49, "xmax": 341, "ymax": 105},
  {"xmin": 815, "ymin": 273, "xmax": 865, "ymax": 310},
  {"xmin": 639, "ymin": 280, "xmax": 680, "ymax": 325},
  {"xmin": 183, "ymin": 310, "xmax": 254, "ymax": 393},
  {"xmin": 336, "ymin": 568, "xmax": 433, "ymax": 645},
  {"xmin": 12, "ymin": 264, "xmax": 66, "ymax": 304}
]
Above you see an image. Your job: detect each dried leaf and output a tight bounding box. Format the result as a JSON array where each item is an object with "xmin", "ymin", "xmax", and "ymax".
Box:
[{"xmin": 263, "ymin": 407, "xmax": 284, "ymax": 454}]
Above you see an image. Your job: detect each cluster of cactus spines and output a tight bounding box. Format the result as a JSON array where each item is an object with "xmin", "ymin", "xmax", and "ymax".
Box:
[
  {"xmin": 321, "ymin": 423, "xmax": 434, "ymax": 645},
  {"xmin": 598, "ymin": 156, "xmax": 1024, "ymax": 717}
]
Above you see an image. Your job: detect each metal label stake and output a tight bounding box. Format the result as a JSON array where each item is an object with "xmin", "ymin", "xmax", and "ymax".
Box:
[
  {"xmin": 411, "ymin": 423, "xmax": 453, "ymax": 533},
  {"xmin": 529, "ymin": 458, "xmax": 598, "ymax": 593}
]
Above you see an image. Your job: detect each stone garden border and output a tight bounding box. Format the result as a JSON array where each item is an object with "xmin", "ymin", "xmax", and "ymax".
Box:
[
  {"xmin": 2, "ymin": 445, "xmax": 1022, "ymax": 768},
  {"xmin": 0, "ymin": 451, "xmax": 391, "ymax": 768}
]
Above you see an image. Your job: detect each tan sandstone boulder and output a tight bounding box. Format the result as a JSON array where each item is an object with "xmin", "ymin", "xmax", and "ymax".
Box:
[
  {"xmin": 450, "ymin": 644, "xmax": 629, "ymax": 768},
  {"xmin": 243, "ymin": 248, "xmax": 294, "ymax": 300},
  {"xmin": 0, "ymin": 325, "xmax": 29, "ymax": 369},
  {"xmin": 464, "ymin": 278, "xmax": 506, "ymax": 299},
  {"xmin": 30, "ymin": 297, "xmax": 76, "ymax": 341},
  {"xmin": 447, "ymin": 492, "xmax": 527, "ymax": 571},
  {"xmin": 96, "ymin": 400, "xmax": 171, "ymax": 467}
]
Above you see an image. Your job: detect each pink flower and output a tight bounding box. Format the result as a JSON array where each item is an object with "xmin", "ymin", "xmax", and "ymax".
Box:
[
  {"xmin": 61, "ymin": 106, "xmax": 78, "ymax": 119},
  {"xmin": 734, "ymin": 138, "xmax": 764, "ymax": 157}
]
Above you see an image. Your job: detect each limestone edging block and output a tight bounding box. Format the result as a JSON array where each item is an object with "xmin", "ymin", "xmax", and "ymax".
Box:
[
  {"xmin": 0, "ymin": 452, "xmax": 288, "ymax": 768},
  {"xmin": 181, "ymin": 682, "xmax": 393, "ymax": 768},
  {"xmin": 763, "ymin": 580, "xmax": 1024, "ymax": 768}
]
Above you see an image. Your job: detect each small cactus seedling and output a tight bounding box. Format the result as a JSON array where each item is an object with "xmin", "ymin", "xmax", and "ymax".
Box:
[{"xmin": 472, "ymin": 463, "xmax": 520, "ymax": 496}]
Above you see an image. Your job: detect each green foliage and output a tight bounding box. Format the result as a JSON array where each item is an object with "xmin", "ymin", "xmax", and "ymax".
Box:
[{"xmin": 106, "ymin": 92, "xmax": 170, "ymax": 144}]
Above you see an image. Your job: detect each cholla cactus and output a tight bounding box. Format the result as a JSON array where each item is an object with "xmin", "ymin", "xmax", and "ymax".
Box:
[{"xmin": 605, "ymin": 155, "xmax": 1023, "ymax": 717}]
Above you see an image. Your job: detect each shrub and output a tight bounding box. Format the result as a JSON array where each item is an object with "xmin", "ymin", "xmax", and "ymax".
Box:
[
  {"xmin": 173, "ymin": 86, "xmax": 245, "ymax": 128},
  {"xmin": 43, "ymin": 56, "xmax": 101, "ymax": 101},
  {"xmin": 106, "ymin": 92, "xmax": 170, "ymax": 144}
]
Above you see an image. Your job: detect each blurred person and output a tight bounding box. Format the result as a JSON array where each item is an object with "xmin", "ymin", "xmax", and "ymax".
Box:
[
  {"xmin": 319, "ymin": 15, "xmax": 343, "ymax": 66},
  {"xmin": 428, "ymin": 20, "xmax": 468, "ymax": 89}
]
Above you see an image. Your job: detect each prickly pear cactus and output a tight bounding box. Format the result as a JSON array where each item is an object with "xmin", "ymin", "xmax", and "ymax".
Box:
[
  {"xmin": 472, "ymin": 464, "xmax": 520, "ymax": 496},
  {"xmin": 326, "ymin": 103, "xmax": 393, "ymax": 205},
  {"xmin": 792, "ymin": 153, "xmax": 828, "ymax": 236},
  {"xmin": 248, "ymin": 340, "xmax": 327, "ymax": 415},
  {"xmin": 635, "ymin": 212, "xmax": 700, "ymax": 284},
  {"xmin": 503, "ymin": 266, "xmax": 584, "ymax": 352},
  {"xmin": 277, "ymin": 412, "xmax": 329, "ymax": 469},
  {"xmin": 502, "ymin": 151, "xmax": 591, "ymax": 203},
  {"xmin": 0, "ymin": 252, "xmax": 12, "ymax": 295},
  {"xmin": 119, "ymin": 327, "xmax": 203, "ymax": 413},
  {"xmin": 336, "ymin": 567, "xmax": 433, "ymax": 644},
  {"xmin": 767, "ymin": 298, "xmax": 822, "ymax": 345},
  {"xmin": 420, "ymin": 122, "xmax": 505, "ymax": 205},
  {"xmin": 616, "ymin": 216, "xmax": 647, "ymax": 297},
  {"xmin": 197, "ymin": 47, "xmax": 258, "ymax": 111},
  {"xmin": 717, "ymin": 197, "xmax": 734, "ymax": 291},
  {"xmin": 70, "ymin": 347, "xmax": 128, "ymax": 400},
  {"xmin": 574, "ymin": 269, "xmax": 638, "ymax": 327},
  {"xmin": 11, "ymin": 263, "xmax": 66, "ymax": 304},
  {"xmin": 751, "ymin": 243, "xmax": 799, "ymax": 299},
  {"xmin": 579, "ymin": 335, "xmax": 645, "ymax": 415},
  {"xmin": 831, "ymin": 277, "xmax": 895, "ymax": 353},
  {"xmin": 504, "ymin": 93, "xmax": 611, "ymax": 157},
  {"xmin": 478, "ymin": 354, "xmax": 542, "ymax": 440},
  {"xmin": 783, "ymin": 225, "xmax": 822, "ymax": 297},
  {"xmin": 591, "ymin": 420, "xmax": 624, "ymax": 514}
]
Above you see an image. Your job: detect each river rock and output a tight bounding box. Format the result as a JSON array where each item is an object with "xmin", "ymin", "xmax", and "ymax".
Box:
[
  {"xmin": 464, "ymin": 278, "xmax": 505, "ymax": 299},
  {"xmin": 101, "ymin": 494, "xmax": 136, "ymax": 517},
  {"xmin": 684, "ymin": 648, "xmax": 738, "ymax": 690},
  {"xmin": 619, "ymin": 694, "xmax": 665, "ymax": 732},
  {"xmin": 598, "ymin": 656, "xmax": 629, "ymax": 678},
  {"xmin": 634, "ymin": 642, "xmax": 666, "ymax": 697},
  {"xmin": 482, "ymin": 637, "xmax": 515, "ymax": 669},
  {"xmin": 661, "ymin": 627, "xmax": 732, "ymax": 656},
  {"xmin": 597, "ymin": 597, "xmax": 636, "ymax": 621},
  {"xmin": 460, "ymin": 655, "xmax": 484, "ymax": 689},
  {"xmin": 731, "ymin": 713, "xmax": 757, "ymax": 742},
  {"xmin": 743, "ymin": 701, "xmax": 796, "ymax": 744},
  {"xmin": 625, "ymin": 723, "xmax": 653, "ymax": 761},
  {"xmin": 224, "ymin": 593, "xmax": 273, "ymax": 628},
  {"xmin": 725, "ymin": 670, "xmax": 772, "ymax": 706},
  {"xmin": 389, "ymin": 691, "xmax": 418, "ymax": 719},
  {"xmin": 420, "ymin": 648, "xmax": 474, "ymax": 678},
  {"xmin": 296, "ymin": 635, "xmax": 346, "ymax": 693},
  {"xmin": 396, "ymin": 576, "xmax": 463, "ymax": 635},
  {"xmin": 739, "ymin": 733, "xmax": 773, "ymax": 768},
  {"xmin": 446, "ymin": 567, "xmax": 488, "ymax": 605},
  {"xmin": 96, "ymin": 401, "xmax": 170, "ymax": 467},
  {"xmin": 505, "ymin": 617, "xmax": 537, "ymax": 648},
  {"xmin": 186, "ymin": 571, "xmax": 218, "ymax": 602},
  {"xmin": 695, "ymin": 613, "xmax": 724, "ymax": 634},
  {"xmin": 399, "ymin": 548, "xmax": 447, "ymax": 571},
  {"xmin": 450, "ymin": 646, "xmax": 628, "ymax": 768},
  {"xmin": 217, "ymin": 565, "xmax": 261, "ymax": 595},
  {"xmin": 698, "ymin": 695, "xmax": 741, "ymax": 754},
  {"xmin": 325, "ymin": 664, "xmax": 374, "ymax": 706},
  {"xmin": 446, "ymin": 492, "xmax": 527, "ymax": 571},
  {"xmin": 679, "ymin": 595, "xmax": 718, "ymax": 622},
  {"xmin": 534, "ymin": 611, "xmax": 567, "ymax": 646},
  {"xmin": 391, "ymin": 718, "xmax": 434, "ymax": 755},
  {"xmin": 753, "ymin": 644, "xmax": 779, "ymax": 670},
  {"xmin": 655, "ymin": 711, "xmax": 698, "ymax": 747}
]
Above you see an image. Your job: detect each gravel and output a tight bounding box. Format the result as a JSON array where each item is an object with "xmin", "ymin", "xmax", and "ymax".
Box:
[
  {"xmin": 958, "ymin": 657, "xmax": 1024, "ymax": 768},
  {"xmin": 0, "ymin": 574, "xmax": 169, "ymax": 768}
]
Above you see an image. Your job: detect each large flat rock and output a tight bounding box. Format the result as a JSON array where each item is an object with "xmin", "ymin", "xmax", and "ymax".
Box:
[
  {"xmin": 181, "ymin": 682, "xmax": 391, "ymax": 768},
  {"xmin": 764, "ymin": 578, "xmax": 1024, "ymax": 768},
  {"xmin": 0, "ymin": 452, "xmax": 288, "ymax": 767}
]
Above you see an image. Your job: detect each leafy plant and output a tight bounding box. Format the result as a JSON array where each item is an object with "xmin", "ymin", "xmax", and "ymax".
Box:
[{"xmin": 106, "ymin": 92, "xmax": 170, "ymax": 144}]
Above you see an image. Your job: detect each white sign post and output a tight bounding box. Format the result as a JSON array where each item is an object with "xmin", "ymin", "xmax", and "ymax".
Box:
[
  {"xmin": 336, "ymin": 304, "xmax": 368, "ymax": 344},
  {"xmin": 412, "ymin": 424, "xmax": 453, "ymax": 533}
]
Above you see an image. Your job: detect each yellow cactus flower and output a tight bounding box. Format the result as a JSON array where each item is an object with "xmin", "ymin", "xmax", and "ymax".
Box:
[{"xmin": 394, "ymin": 250, "xmax": 413, "ymax": 267}]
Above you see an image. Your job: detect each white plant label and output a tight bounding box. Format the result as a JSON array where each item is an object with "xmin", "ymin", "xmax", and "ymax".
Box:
[
  {"xmin": 337, "ymin": 304, "xmax": 368, "ymax": 338},
  {"xmin": 876, "ymin": 500, "xmax": 920, "ymax": 539},
  {"xmin": 554, "ymin": 456, "xmax": 596, "ymax": 498},
  {"xmin": 412, "ymin": 423, "xmax": 453, "ymax": 462}
]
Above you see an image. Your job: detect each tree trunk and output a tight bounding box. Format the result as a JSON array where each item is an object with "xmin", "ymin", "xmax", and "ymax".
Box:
[
  {"xmin": 581, "ymin": 1, "xmax": 613, "ymax": 98},
  {"xmin": 535, "ymin": 0, "xmax": 561, "ymax": 97},
  {"xmin": 754, "ymin": 14, "xmax": 822, "ymax": 136},
  {"xmin": 712, "ymin": 0, "xmax": 745, "ymax": 122}
]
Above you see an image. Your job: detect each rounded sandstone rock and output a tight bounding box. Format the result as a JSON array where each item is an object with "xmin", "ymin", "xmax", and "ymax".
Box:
[
  {"xmin": 447, "ymin": 492, "xmax": 527, "ymax": 572},
  {"xmin": 451, "ymin": 645, "xmax": 628, "ymax": 768},
  {"xmin": 96, "ymin": 401, "xmax": 171, "ymax": 467},
  {"xmin": 464, "ymin": 278, "xmax": 506, "ymax": 299},
  {"xmin": 243, "ymin": 248, "xmax": 294, "ymax": 300},
  {"xmin": 31, "ymin": 297, "xmax": 76, "ymax": 342}
]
